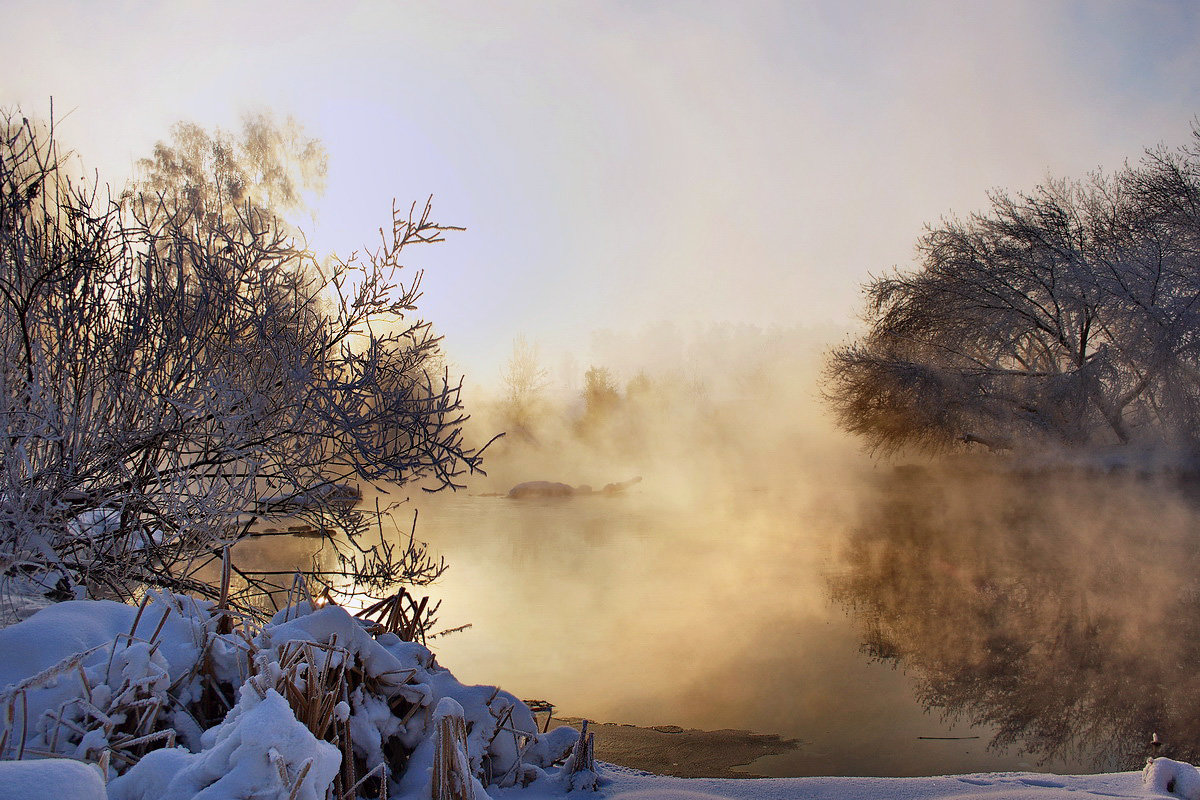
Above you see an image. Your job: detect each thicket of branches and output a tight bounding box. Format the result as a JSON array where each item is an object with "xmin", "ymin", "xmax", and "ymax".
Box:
[
  {"xmin": 0, "ymin": 110, "xmax": 485, "ymax": 609},
  {"xmin": 826, "ymin": 123, "xmax": 1200, "ymax": 456}
]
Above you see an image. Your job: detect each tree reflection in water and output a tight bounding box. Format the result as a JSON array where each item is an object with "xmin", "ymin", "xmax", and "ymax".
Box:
[{"xmin": 830, "ymin": 465, "xmax": 1200, "ymax": 771}]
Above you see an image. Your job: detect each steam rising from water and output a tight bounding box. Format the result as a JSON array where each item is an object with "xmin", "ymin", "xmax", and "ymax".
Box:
[{"xmin": 234, "ymin": 324, "xmax": 1200, "ymax": 775}]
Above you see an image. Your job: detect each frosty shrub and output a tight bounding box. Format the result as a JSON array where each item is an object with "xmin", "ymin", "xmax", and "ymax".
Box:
[{"xmin": 0, "ymin": 110, "xmax": 487, "ymax": 607}]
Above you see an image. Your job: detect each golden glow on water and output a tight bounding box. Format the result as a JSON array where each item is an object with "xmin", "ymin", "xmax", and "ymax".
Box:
[
  {"xmin": 392, "ymin": 465, "xmax": 1092, "ymax": 778},
  {"xmin": 224, "ymin": 431, "xmax": 1200, "ymax": 777}
]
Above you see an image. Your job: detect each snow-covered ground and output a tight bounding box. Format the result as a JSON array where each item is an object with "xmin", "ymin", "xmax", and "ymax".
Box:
[
  {"xmin": 496, "ymin": 766, "xmax": 1169, "ymax": 800},
  {"xmin": 0, "ymin": 595, "xmax": 1189, "ymax": 800}
]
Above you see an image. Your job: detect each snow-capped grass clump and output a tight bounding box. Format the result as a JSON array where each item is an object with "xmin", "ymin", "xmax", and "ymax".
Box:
[
  {"xmin": 1144, "ymin": 757, "xmax": 1200, "ymax": 800},
  {"xmin": 0, "ymin": 593, "xmax": 585, "ymax": 799}
]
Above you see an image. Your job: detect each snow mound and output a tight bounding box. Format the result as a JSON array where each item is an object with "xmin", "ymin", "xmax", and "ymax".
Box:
[
  {"xmin": 1145, "ymin": 757, "xmax": 1200, "ymax": 799},
  {"xmin": 0, "ymin": 757, "xmax": 106, "ymax": 800},
  {"xmin": 110, "ymin": 689, "xmax": 340, "ymax": 800},
  {"xmin": 0, "ymin": 596, "xmax": 585, "ymax": 799}
]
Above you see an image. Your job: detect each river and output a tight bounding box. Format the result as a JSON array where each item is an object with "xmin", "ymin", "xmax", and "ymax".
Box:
[{"xmin": 230, "ymin": 457, "xmax": 1200, "ymax": 777}]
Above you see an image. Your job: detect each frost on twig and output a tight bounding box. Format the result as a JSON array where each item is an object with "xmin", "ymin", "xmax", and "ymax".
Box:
[{"xmin": 0, "ymin": 108, "xmax": 491, "ymax": 611}]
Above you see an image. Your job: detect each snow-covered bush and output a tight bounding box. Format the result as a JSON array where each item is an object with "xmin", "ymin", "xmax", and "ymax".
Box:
[
  {"xmin": 0, "ymin": 593, "xmax": 586, "ymax": 799},
  {"xmin": 1145, "ymin": 757, "xmax": 1200, "ymax": 800}
]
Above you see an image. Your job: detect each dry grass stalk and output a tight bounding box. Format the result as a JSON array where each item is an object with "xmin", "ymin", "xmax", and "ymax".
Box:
[
  {"xmin": 288, "ymin": 758, "xmax": 314, "ymax": 800},
  {"xmin": 565, "ymin": 720, "xmax": 595, "ymax": 776},
  {"xmin": 355, "ymin": 587, "xmax": 441, "ymax": 643},
  {"xmin": 334, "ymin": 718, "xmax": 358, "ymax": 800},
  {"xmin": 290, "ymin": 572, "xmax": 318, "ymax": 616},
  {"xmin": 432, "ymin": 709, "xmax": 473, "ymax": 800},
  {"xmin": 268, "ymin": 747, "xmax": 315, "ymax": 800},
  {"xmin": 216, "ymin": 546, "xmax": 233, "ymax": 635},
  {"xmin": 1, "ymin": 644, "xmax": 106, "ymax": 700},
  {"xmin": 339, "ymin": 759, "xmax": 387, "ymax": 800}
]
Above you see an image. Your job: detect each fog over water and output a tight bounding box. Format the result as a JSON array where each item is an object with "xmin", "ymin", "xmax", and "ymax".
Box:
[
  {"xmin": 403, "ymin": 464, "xmax": 1200, "ymax": 777},
  {"xmin": 221, "ymin": 323, "xmax": 1200, "ymax": 776},
  {"xmin": 372, "ymin": 328, "xmax": 1200, "ymax": 776}
]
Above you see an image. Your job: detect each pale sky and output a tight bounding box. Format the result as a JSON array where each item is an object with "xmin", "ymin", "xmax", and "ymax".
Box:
[{"xmin": 4, "ymin": 1, "xmax": 1200, "ymax": 380}]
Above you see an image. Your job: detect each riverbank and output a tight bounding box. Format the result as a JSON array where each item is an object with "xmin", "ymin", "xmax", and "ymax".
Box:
[
  {"xmin": 556, "ymin": 717, "xmax": 798, "ymax": 778},
  {"xmin": 488, "ymin": 764, "xmax": 1159, "ymax": 800},
  {"xmin": 0, "ymin": 595, "xmax": 1187, "ymax": 800}
]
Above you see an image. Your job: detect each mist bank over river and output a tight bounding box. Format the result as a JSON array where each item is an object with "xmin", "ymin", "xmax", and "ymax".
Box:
[{"xmin": 224, "ymin": 319, "xmax": 1200, "ymax": 777}]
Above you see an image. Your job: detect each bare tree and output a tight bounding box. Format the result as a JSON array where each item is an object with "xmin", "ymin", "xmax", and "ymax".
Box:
[
  {"xmin": 577, "ymin": 365, "xmax": 620, "ymax": 437},
  {"xmin": 498, "ymin": 335, "xmax": 549, "ymax": 443},
  {"xmin": 826, "ymin": 124, "xmax": 1200, "ymax": 456},
  {"xmin": 0, "ymin": 110, "xmax": 487, "ymax": 608},
  {"xmin": 133, "ymin": 112, "xmax": 327, "ymax": 233}
]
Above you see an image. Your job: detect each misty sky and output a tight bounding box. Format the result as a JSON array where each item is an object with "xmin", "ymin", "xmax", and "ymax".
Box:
[{"xmin": 4, "ymin": 1, "xmax": 1200, "ymax": 379}]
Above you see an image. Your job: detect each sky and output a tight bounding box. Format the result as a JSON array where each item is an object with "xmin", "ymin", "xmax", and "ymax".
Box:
[{"xmin": 3, "ymin": 0, "xmax": 1200, "ymax": 381}]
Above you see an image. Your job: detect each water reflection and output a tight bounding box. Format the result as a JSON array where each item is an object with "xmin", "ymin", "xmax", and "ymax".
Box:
[
  {"xmin": 195, "ymin": 530, "xmax": 332, "ymax": 613},
  {"xmin": 831, "ymin": 466, "xmax": 1200, "ymax": 771},
  {"xmin": 207, "ymin": 464, "xmax": 1200, "ymax": 776},
  {"xmin": 397, "ymin": 470, "xmax": 1085, "ymax": 777}
]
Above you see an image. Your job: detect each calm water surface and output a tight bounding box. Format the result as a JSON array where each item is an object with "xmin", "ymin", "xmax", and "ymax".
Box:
[
  {"xmin": 239, "ymin": 464, "xmax": 1200, "ymax": 776},
  {"xmin": 388, "ymin": 464, "xmax": 1187, "ymax": 777}
]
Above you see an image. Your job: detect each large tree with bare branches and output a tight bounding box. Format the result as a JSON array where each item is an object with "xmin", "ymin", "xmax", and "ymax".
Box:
[
  {"xmin": 0, "ymin": 110, "xmax": 485, "ymax": 608},
  {"xmin": 826, "ymin": 124, "xmax": 1200, "ymax": 456}
]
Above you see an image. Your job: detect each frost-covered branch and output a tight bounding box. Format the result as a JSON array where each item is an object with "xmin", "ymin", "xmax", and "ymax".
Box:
[{"xmin": 0, "ymin": 109, "xmax": 486, "ymax": 606}]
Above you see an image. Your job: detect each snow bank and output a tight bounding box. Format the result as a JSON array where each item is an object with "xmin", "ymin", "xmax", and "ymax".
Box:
[
  {"xmin": 1, "ymin": 595, "xmax": 1197, "ymax": 800},
  {"xmin": 0, "ymin": 757, "xmax": 106, "ymax": 800},
  {"xmin": 1145, "ymin": 757, "xmax": 1200, "ymax": 799},
  {"xmin": 0, "ymin": 596, "xmax": 582, "ymax": 799}
]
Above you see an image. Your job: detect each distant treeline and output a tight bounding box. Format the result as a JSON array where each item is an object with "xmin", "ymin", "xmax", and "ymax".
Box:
[{"xmin": 469, "ymin": 324, "xmax": 841, "ymax": 491}]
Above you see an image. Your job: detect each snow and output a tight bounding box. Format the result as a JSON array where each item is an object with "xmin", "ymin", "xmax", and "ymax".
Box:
[
  {"xmin": 1145, "ymin": 758, "xmax": 1200, "ymax": 799},
  {"xmin": 0, "ymin": 596, "xmax": 205, "ymax": 691},
  {"xmin": 0, "ymin": 597, "xmax": 1194, "ymax": 799},
  {"xmin": 0, "ymin": 758, "xmax": 106, "ymax": 800},
  {"xmin": 109, "ymin": 689, "xmax": 341, "ymax": 800},
  {"xmin": 489, "ymin": 765, "xmax": 1157, "ymax": 800}
]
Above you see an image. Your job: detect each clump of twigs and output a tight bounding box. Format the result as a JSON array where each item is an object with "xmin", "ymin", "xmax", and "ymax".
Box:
[
  {"xmin": 245, "ymin": 636, "xmax": 375, "ymax": 800},
  {"xmin": 355, "ymin": 586, "xmax": 441, "ymax": 644}
]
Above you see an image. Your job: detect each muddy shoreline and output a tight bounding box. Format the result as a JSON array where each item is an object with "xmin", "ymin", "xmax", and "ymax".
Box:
[{"xmin": 556, "ymin": 717, "xmax": 800, "ymax": 779}]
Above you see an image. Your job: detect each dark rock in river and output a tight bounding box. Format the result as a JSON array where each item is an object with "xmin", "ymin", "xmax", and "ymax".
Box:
[{"xmin": 507, "ymin": 476, "xmax": 642, "ymax": 499}]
